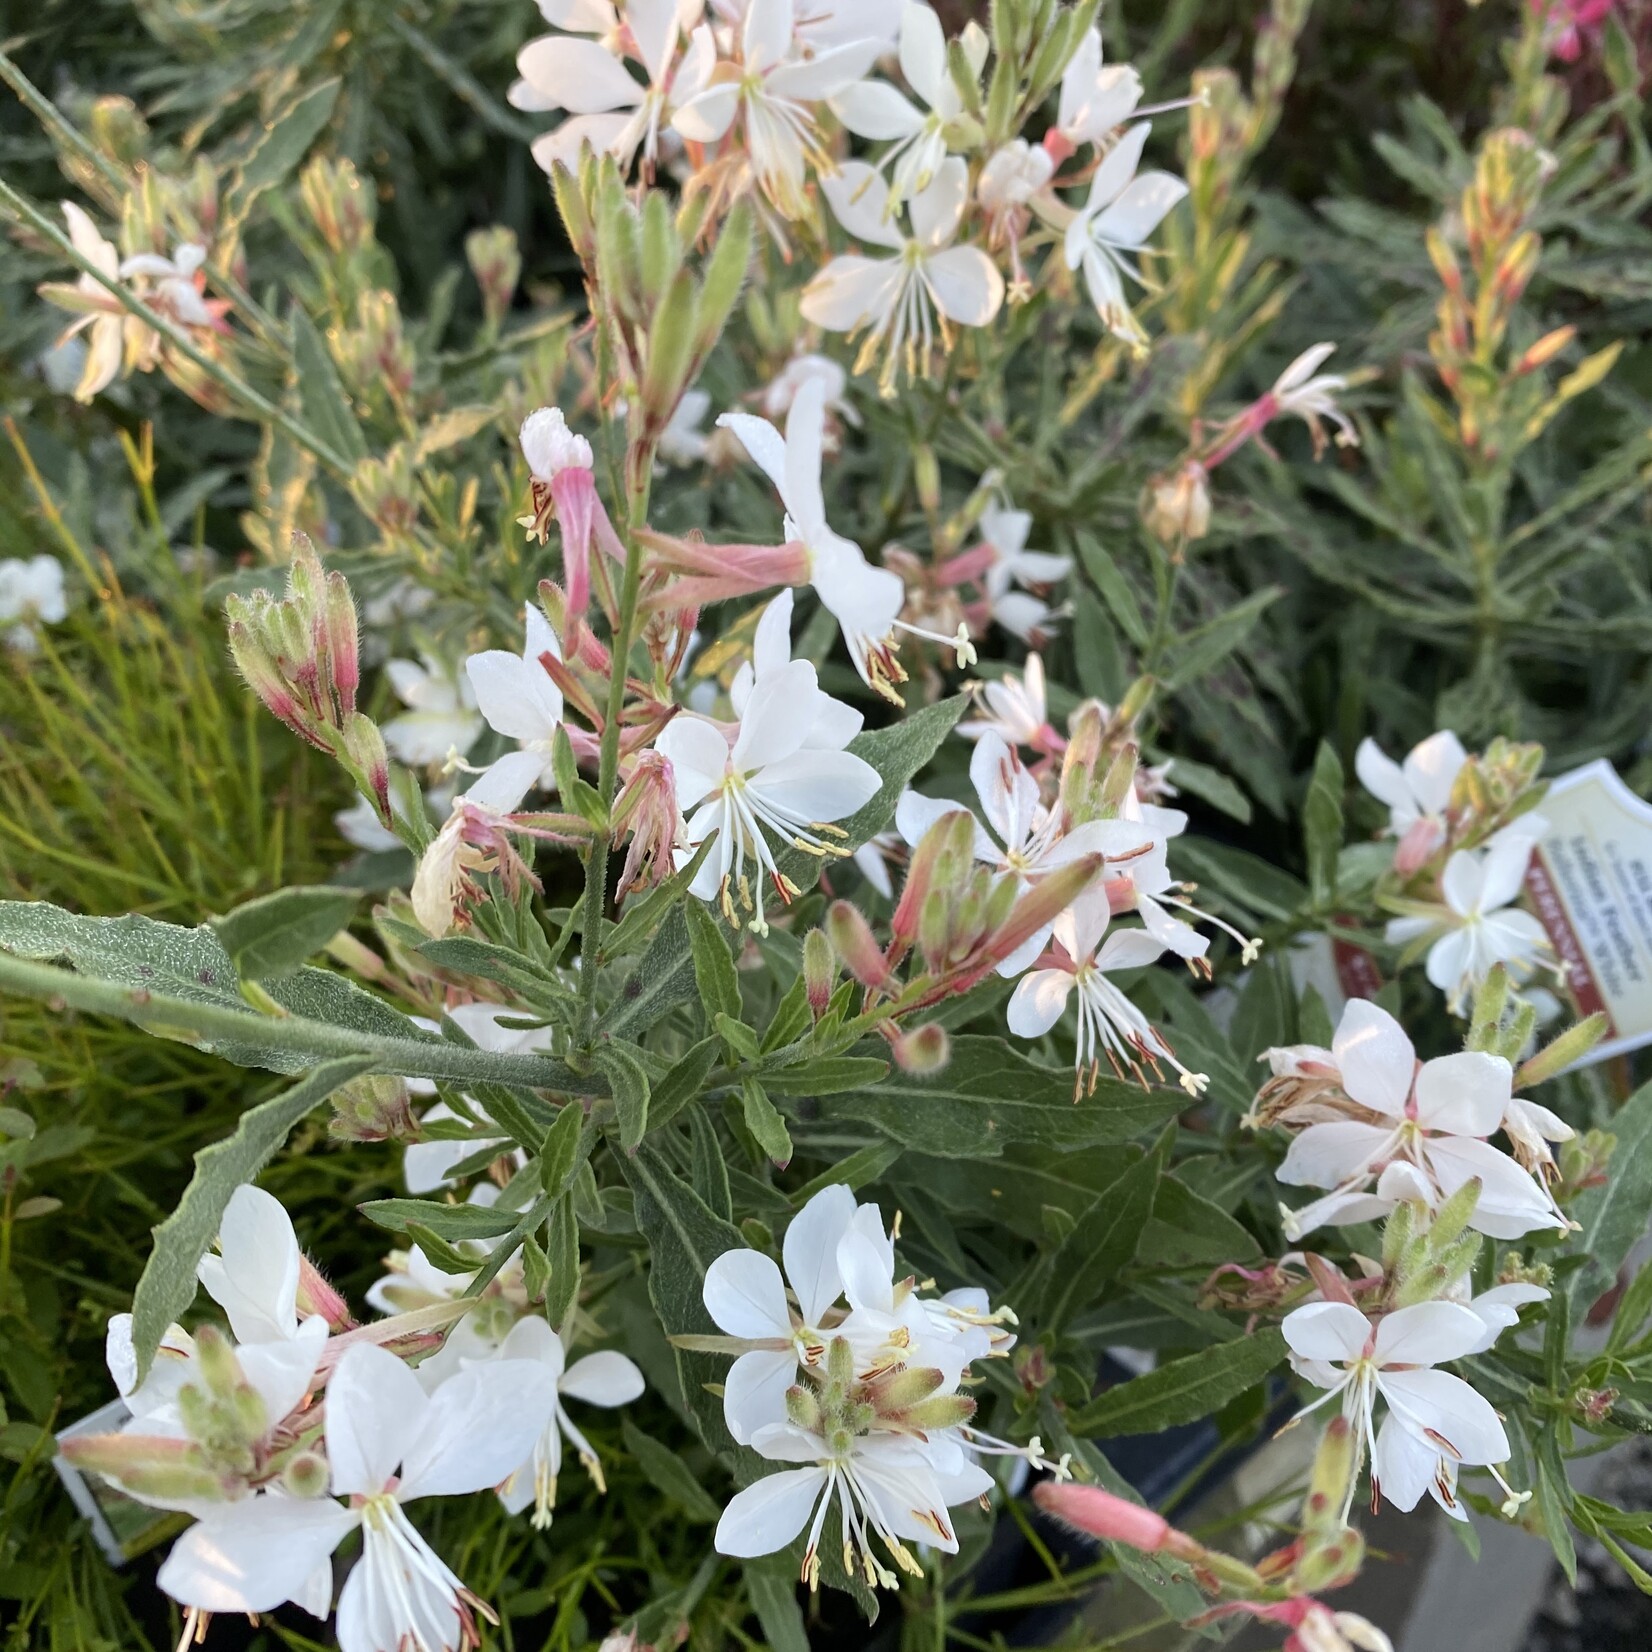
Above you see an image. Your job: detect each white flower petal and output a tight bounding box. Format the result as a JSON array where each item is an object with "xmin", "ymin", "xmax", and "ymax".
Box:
[
  {"xmin": 157, "ymin": 1496, "xmax": 358, "ymax": 1613},
  {"xmin": 801, "ymin": 255, "xmax": 906, "ymax": 331},
  {"xmin": 1006, "ymin": 969, "xmax": 1074, "ymax": 1037},
  {"xmin": 558, "ymin": 1349, "xmax": 646, "ymax": 1406},
  {"xmin": 398, "ymin": 1357, "xmax": 558, "ymax": 1500},
  {"xmin": 1402, "ymin": 731, "xmax": 1467, "ymax": 817},
  {"xmin": 1281, "ymin": 1300, "xmax": 1371, "ymax": 1364},
  {"xmin": 703, "ymin": 1247, "xmax": 791, "ymax": 1338},
  {"xmin": 197, "ymin": 1185, "xmax": 300, "ymax": 1345},
  {"xmin": 656, "ymin": 714, "xmax": 731, "ymax": 808},
  {"xmin": 715, "ymin": 1466, "xmax": 827, "ymax": 1557},
  {"xmin": 908, "ymin": 157, "xmax": 970, "ymax": 250},
  {"xmin": 831, "ymin": 79, "xmax": 926, "ymax": 141},
  {"xmin": 1413, "ymin": 1050, "xmax": 1510, "ymax": 1137},
  {"xmin": 1331, "ymin": 998, "xmax": 1414, "ymax": 1116},
  {"xmin": 1372, "ymin": 1301, "xmax": 1486, "ymax": 1367},
  {"xmin": 326, "ymin": 1343, "xmax": 429, "ymax": 1497},
  {"xmin": 723, "ymin": 1348, "xmax": 797, "ymax": 1443},
  {"xmin": 819, "ymin": 163, "xmax": 906, "ymax": 251},
  {"xmin": 516, "ymin": 37, "xmax": 645, "ymax": 113},
  {"xmin": 1377, "ymin": 1367, "xmax": 1510, "ymax": 1465},
  {"xmin": 783, "ymin": 1184, "xmax": 856, "ymax": 1326},
  {"xmin": 923, "ymin": 246, "xmax": 1004, "ymax": 326}
]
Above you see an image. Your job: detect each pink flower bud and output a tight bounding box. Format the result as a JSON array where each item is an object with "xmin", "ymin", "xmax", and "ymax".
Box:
[
  {"xmin": 892, "ymin": 1023, "xmax": 950, "ymax": 1072},
  {"xmin": 827, "ymin": 900, "xmax": 891, "ymax": 989},
  {"xmin": 1033, "ymin": 1482, "xmax": 1174, "ymax": 1552}
]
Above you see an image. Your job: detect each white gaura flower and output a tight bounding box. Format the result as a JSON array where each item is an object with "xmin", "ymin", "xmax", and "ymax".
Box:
[
  {"xmin": 1502, "ymin": 1093, "xmax": 1574, "ymax": 1181},
  {"xmin": 382, "ymin": 654, "xmax": 483, "ymax": 768},
  {"xmin": 729, "ymin": 591, "xmax": 863, "ymax": 752},
  {"xmin": 513, "ymin": 0, "xmax": 712, "ymax": 175},
  {"xmin": 1385, "ymin": 829, "xmax": 1554, "ymax": 1015},
  {"xmin": 463, "ymin": 604, "xmax": 566, "ymax": 812},
  {"xmin": 703, "ymin": 1183, "xmax": 858, "ymax": 1441},
  {"xmin": 1283, "ymin": 1299, "xmax": 1511, "ymax": 1521},
  {"xmin": 1006, "ymin": 889, "xmax": 1206, "ymax": 1095},
  {"xmin": 1059, "ymin": 123, "xmax": 1187, "ymax": 345},
  {"xmin": 760, "ymin": 352, "xmax": 856, "ymax": 424},
  {"xmin": 720, "ymin": 377, "xmax": 964, "ymax": 702},
  {"xmin": 671, "ymin": 0, "xmax": 883, "ymax": 219},
  {"xmin": 1049, "ymin": 27, "xmax": 1143, "ymax": 155},
  {"xmin": 976, "ymin": 503, "xmax": 1072, "ymax": 640},
  {"xmin": 803, "ymin": 159, "xmax": 1005, "ymax": 395},
  {"xmin": 492, "ymin": 1317, "xmax": 645, "ymax": 1525},
  {"xmin": 1272, "ymin": 998, "xmax": 1568, "ymax": 1241},
  {"xmin": 958, "ymin": 654, "xmax": 1053, "ymax": 750},
  {"xmin": 156, "ymin": 1343, "xmax": 557, "ymax": 1650},
  {"xmin": 116, "ymin": 243, "xmax": 215, "ymax": 327},
  {"xmin": 1355, "ymin": 730, "xmax": 1467, "ymax": 872},
  {"xmin": 830, "ymin": 2, "xmax": 986, "ymax": 209},
  {"xmin": 715, "ymin": 1418, "xmax": 991, "ymax": 1587},
  {"xmin": 977, "ymin": 139, "xmax": 1055, "ymax": 216},
  {"xmin": 897, "ymin": 732, "xmax": 1150, "ymax": 974},
  {"xmin": 657, "ymin": 655, "xmax": 879, "ymax": 932},
  {"xmin": 38, "ymin": 204, "xmax": 126, "ymax": 402},
  {"xmin": 712, "ymin": 0, "xmax": 900, "ymax": 52},
  {"xmin": 0, "ymin": 554, "xmax": 70, "ymax": 652},
  {"xmin": 1265, "ymin": 344, "xmax": 1359, "ymax": 456}
]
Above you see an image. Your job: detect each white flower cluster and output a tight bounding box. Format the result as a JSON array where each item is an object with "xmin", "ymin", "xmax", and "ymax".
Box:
[
  {"xmin": 510, "ymin": 0, "xmax": 1191, "ymax": 380},
  {"xmin": 699, "ymin": 1184, "xmax": 1045, "ymax": 1587},
  {"xmin": 83, "ymin": 1186, "xmax": 643, "ymax": 1652}
]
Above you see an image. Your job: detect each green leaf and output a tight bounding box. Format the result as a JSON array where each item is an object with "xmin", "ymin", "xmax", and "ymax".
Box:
[
  {"xmin": 130, "ymin": 1055, "xmax": 373, "ymax": 1379},
  {"xmin": 760, "ymin": 1056, "xmax": 889, "ymax": 1095},
  {"xmin": 289, "ymin": 305, "xmax": 369, "ymax": 464},
  {"xmin": 1568, "ymin": 1077, "xmax": 1652, "ymax": 1313},
  {"xmin": 358, "ymin": 1198, "xmax": 523, "ymax": 1242},
  {"xmin": 1160, "ymin": 756, "xmax": 1250, "ymax": 823},
  {"xmin": 1136, "ymin": 1175, "xmax": 1261, "ymax": 1268},
  {"xmin": 714, "ymin": 1012, "xmax": 760, "ymax": 1062},
  {"xmin": 211, "ymin": 886, "xmax": 360, "ymax": 980},
  {"xmin": 543, "ymin": 1197, "xmax": 580, "ymax": 1331},
  {"xmin": 539, "ymin": 1104, "xmax": 587, "ymax": 1198},
  {"xmin": 227, "ymin": 78, "xmax": 340, "ymax": 220},
  {"xmin": 823, "ymin": 1036, "xmax": 1183, "ymax": 1157},
  {"xmin": 597, "ymin": 1042, "xmax": 652, "ymax": 1153},
  {"xmin": 1066, "ymin": 1331, "xmax": 1286, "ymax": 1436},
  {"xmin": 616, "ymin": 1144, "xmax": 747, "ymax": 1453},
  {"xmin": 1162, "ymin": 588, "xmax": 1281, "ymax": 691},
  {"xmin": 688, "ymin": 1102, "xmax": 733, "ymax": 1220},
  {"xmin": 743, "ymin": 1563, "xmax": 810, "ymax": 1652},
  {"xmin": 621, "ymin": 1418, "xmax": 722, "ymax": 1522},
  {"xmin": 1303, "ymin": 742, "xmax": 1345, "ymax": 911},
  {"xmin": 601, "ymin": 907, "xmax": 699, "ymax": 1037},
  {"xmin": 790, "ymin": 1141, "xmax": 903, "ymax": 1202},
  {"xmin": 416, "ymin": 934, "xmax": 564, "ymax": 1004},
  {"xmin": 740, "ymin": 1079, "xmax": 792, "ymax": 1166},
  {"xmin": 1530, "ymin": 1423, "xmax": 1579, "ymax": 1586},
  {"xmin": 649, "ymin": 1036, "xmax": 721, "ymax": 1134},
  {"xmin": 685, "ymin": 900, "xmax": 740, "ymax": 1022},
  {"xmin": 1037, "ymin": 1134, "xmax": 1166, "ymax": 1331}
]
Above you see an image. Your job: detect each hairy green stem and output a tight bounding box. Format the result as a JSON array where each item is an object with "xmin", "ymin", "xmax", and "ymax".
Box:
[{"xmin": 0, "ymin": 950, "xmax": 602, "ymax": 1093}]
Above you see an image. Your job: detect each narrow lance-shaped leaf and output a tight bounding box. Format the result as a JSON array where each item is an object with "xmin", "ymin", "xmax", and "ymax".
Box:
[{"xmin": 130, "ymin": 1055, "xmax": 374, "ymax": 1380}]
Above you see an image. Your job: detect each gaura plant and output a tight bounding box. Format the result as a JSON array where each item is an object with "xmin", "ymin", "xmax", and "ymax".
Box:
[{"xmin": 4, "ymin": 1, "xmax": 1652, "ymax": 1650}]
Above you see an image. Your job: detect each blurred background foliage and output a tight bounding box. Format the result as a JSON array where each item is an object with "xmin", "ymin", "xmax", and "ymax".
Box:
[{"xmin": 2, "ymin": 0, "xmax": 1651, "ymax": 1647}]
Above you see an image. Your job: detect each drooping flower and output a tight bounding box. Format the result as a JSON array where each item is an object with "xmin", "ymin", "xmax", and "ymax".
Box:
[
  {"xmin": 463, "ymin": 604, "xmax": 567, "ymax": 811},
  {"xmin": 1058, "ymin": 123, "xmax": 1187, "ymax": 346},
  {"xmin": 1283, "ymin": 1299, "xmax": 1511, "ymax": 1521},
  {"xmin": 513, "ymin": 0, "xmax": 714, "ymax": 177},
  {"xmin": 1045, "ymin": 27, "xmax": 1143, "ymax": 161},
  {"xmin": 957, "ymin": 655, "xmax": 1061, "ymax": 753},
  {"xmin": 802, "ymin": 159, "xmax": 1005, "ymax": 394},
  {"xmin": 155, "ymin": 1343, "xmax": 557, "ymax": 1651},
  {"xmin": 1006, "ymin": 889, "xmax": 1205, "ymax": 1095},
  {"xmin": 1267, "ymin": 998, "xmax": 1568, "ymax": 1240},
  {"xmin": 830, "ymin": 2, "xmax": 986, "ymax": 209},
  {"xmin": 382, "ymin": 654, "xmax": 483, "ymax": 768},
  {"xmin": 657, "ymin": 651, "xmax": 879, "ymax": 932},
  {"xmin": 670, "ymin": 0, "xmax": 884, "ymax": 219},
  {"xmin": 1384, "ymin": 830, "xmax": 1555, "ymax": 1015},
  {"xmin": 492, "ymin": 1317, "xmax": 645, "ymax": 1525},
  {"xmin": 1262, "ymin": 344, "xmax": 1360, "ymax": 456},
  {"xmin": 1355, "ymin": 730, "xmax": 1467, "ymax": 873},
  {"xmin": 718, "ymin": 377, "xmax": 962, "ymax": 701},
  {"xmin": 411, "ymin": 797, "xmax": 553, "ymax": 937},
  {"xmin": 518, "ymin": 408, "xmax": 626, "ymax": 630}
]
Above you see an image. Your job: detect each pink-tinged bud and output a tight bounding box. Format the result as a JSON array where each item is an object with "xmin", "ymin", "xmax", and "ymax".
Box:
[
  {"xmin": 892, "ymin": 1022, "xmax": 950, "ymax": 1072},
  {"xmin": 1392, "ymin": 815, "xmax": 1445, "ymax": 876},
  {"xmin": 985, "ymin": 854, "xmax": 1103, "ymax": 969},
  {"xmin": 59, "ymin": 1431, "xmax": 235, "ymax": 1505},
  {"xmin": 803, "ymin": 928, "xmax": 836, "ymax": 1019},
  {"xmin": 227, "ymin": 615, "xmax": 312, "ymax": 740},
  {"xmin": 611, "ymin": 750, "xmax": 682, "ymax": 901},
  {"xmin": 1034, "ymin": 1483, "xmax": 1175, "ymax": 1553},
  {"xmin": 296, "ymin": 1253, "xmax": 356, "ymax": 1331},
  {"xmin": 640, "ymin": 529, "xmax": 812, "ymax": 607},
  {"xmin": 892, "ymin": 810, "xmax": 975, "ymax": 947},
  {"xmin": 1515, "ymin": 324, "xmax": 1575, "ymax": 376},
  {"xmin": 341, "ymin": 713, "xmax": 392, "ymax": 826},
  {"xmin": 324, "ymin": 572, "xmax": 360, "ymax": 716},
  {"xmin": 827, "ymin": 900, "xmax": 891, "ymax": 989},
  {"xmin": 465, "ymin": 225, "xmax": 521, "ymax": 329}
]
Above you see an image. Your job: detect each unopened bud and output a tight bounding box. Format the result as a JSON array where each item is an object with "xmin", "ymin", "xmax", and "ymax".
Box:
[
  {"xmin": 1142, "ymin": 461, "xmax": 1211, "ymax": 547},
  {"xmin": 324, "ymin": 573, "xmax": 360, "ymax": 716},
  {"xmin": 1515, "ymin": 325, "xmax": 1575, "ymax": 376},
  {"xmin": 892, "ymin": 1023, "xmax": 950, "ymax": 1072},
  {"xmin": 892, "ymin": 810, "xmax": 976, "ymax": 948},
  {"xmin": 300, "ymin": 156, "xmax": 375, "ymax": 253},
  {"xmin": 1301, "ymin": 1417, "xmax": 1358, "ymax": 1536},
  {"xmin": 1034, "ymin": 1482, "xmax": 1190, "ymax": 1557},
  {"xmin": 803, "ymin": 928, "xmax": 836, "ymax": 1019},
  {"xmin": 987, "ymin": 854, "xmax": 1103, "ymax": 969},
  {"xmin": 59, "ymin": 1432, "xmax": 231, "ymax": 1505},
  {"xmin": 340, "ymin": 713, "xmax": 392, "ymax": 825},
  {"xmin": 330, "ymin": 1073, "xmax": 416, "ymax": 1143},
  {"xmin": 465, "ymin": 225, "xmax": 521, "ymax": 330},
  {"xmin": 1290, "ymin": 1522, "xmax": 1365, "ymax": 1594},
  {"xmin": 827, "ymin": 901, "xmax": 891, "ymax": 989},
  {"xmin": 351, "ymin": 451, "xmax": 421, "ymax": 536},
  {"xmin": 296, "ymin": 1254, "xmax": 354, "ymax": 1331},
  {"xmin": 282, "ymin": 1450, "xmax": 331, "ymax": 1499}
]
